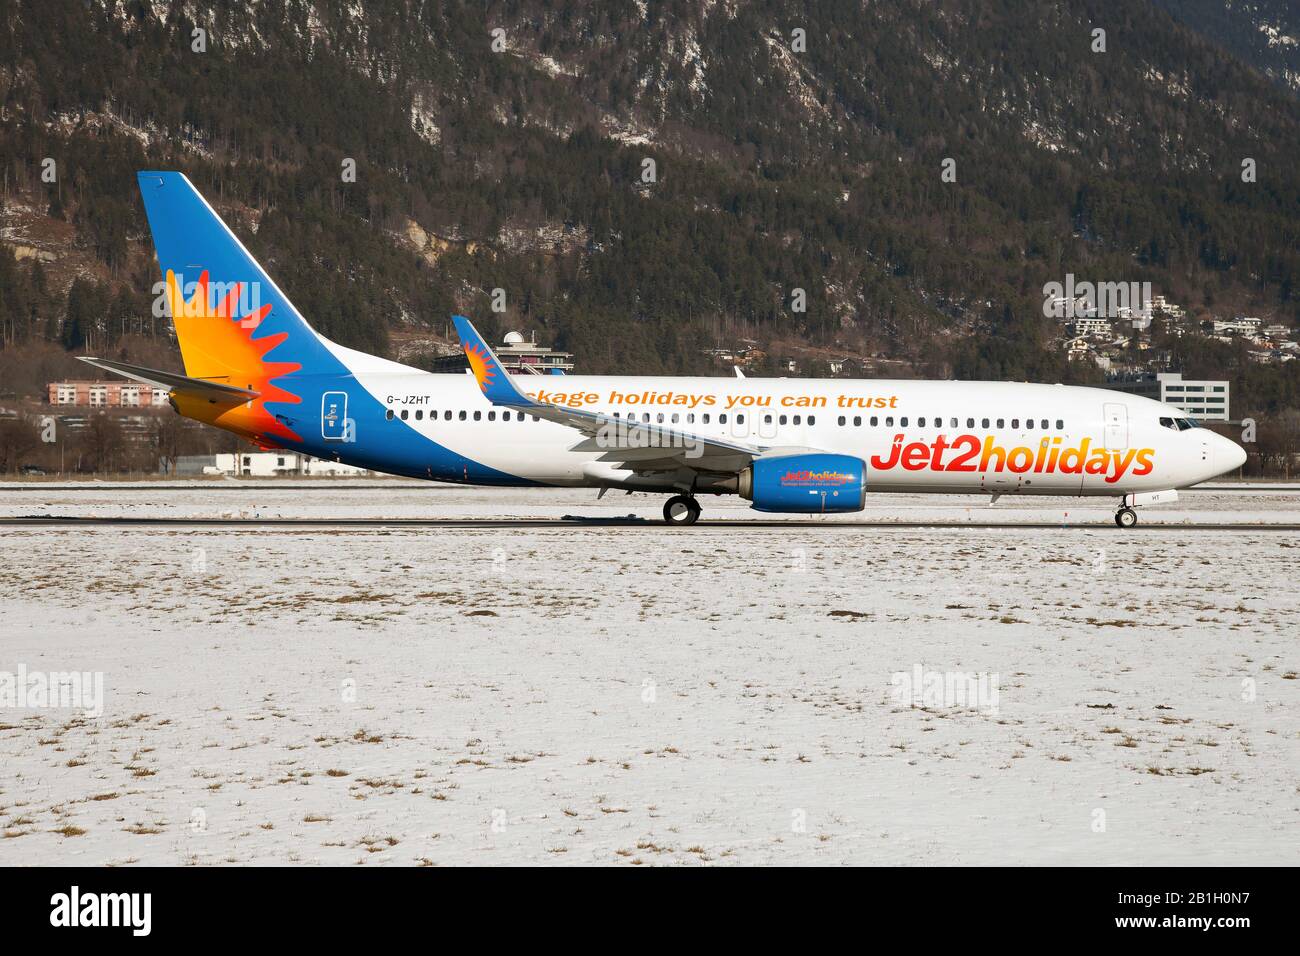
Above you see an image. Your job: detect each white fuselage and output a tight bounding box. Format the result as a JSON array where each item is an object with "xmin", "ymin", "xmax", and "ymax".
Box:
[{"xmin": 344, "ymin": 363, "xmax": 1244, "ymax": 496}]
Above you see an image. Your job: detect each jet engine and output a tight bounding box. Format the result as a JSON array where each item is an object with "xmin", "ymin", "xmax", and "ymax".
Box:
[{"xmin": 738, "ymin": 454, "xmax": 867, "ymax": 513}]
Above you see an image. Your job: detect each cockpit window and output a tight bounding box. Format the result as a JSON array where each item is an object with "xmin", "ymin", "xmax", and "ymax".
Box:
[{"xmin": 1161, "ymin": 415, "xmax": 1200, "ymax": 431}]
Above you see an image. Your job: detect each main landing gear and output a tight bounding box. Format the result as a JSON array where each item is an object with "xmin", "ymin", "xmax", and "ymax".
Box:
[
  {"xmin": 1114, "ymin": 506, "xmax": 1138, "ymax": 528},
  {"xmin": 663, "ymin": 494, "xmax": 702, "ymax": 525}
]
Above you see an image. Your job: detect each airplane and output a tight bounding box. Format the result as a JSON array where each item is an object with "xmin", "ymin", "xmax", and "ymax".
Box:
[{"xmin": 82, "ymin": 171, "xmax": 1247, "ymax": 528}]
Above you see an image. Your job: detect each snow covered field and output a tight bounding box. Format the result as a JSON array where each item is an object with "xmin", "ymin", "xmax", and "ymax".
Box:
[{"xmin": 0, "ymin": 482, "xmax": 1296, "ymax": 865}]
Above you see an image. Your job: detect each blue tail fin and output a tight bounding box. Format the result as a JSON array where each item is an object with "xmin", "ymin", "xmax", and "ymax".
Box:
[{"xmin": 136, "ymin": 171, "xmax": 342, "ymax": 382}]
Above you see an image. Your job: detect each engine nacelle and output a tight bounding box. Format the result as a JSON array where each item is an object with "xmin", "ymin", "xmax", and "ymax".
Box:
[{"xmin": 739, "ymin": 454, "xmax": 867, "ymax": 513}]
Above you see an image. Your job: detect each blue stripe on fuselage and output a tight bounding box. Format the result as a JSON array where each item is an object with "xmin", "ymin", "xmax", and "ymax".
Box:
[{"xmin": 265, "ymin": 374, "xmax": 538, "ymax": 486}]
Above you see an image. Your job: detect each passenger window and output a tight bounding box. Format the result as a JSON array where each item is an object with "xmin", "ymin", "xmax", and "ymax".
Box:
[
  {"xmin": 444, "ymin": 410, "xmax": 452, "ymax": 420},
  {"xmin": 458, "ymin": 410, "xmax": 466, "ymax": 421},
  {"xmin": 1040, "ymin": 419, "xmax": 1048, "ymax": 430},
  {"xmin": 473, "ymin": 411, "xmax": 481, "ymax": 421},
  {"xmin": 1011, "ymin": 418, "xmax": 1019, "ymax": 428},
  {"xmin": 807, "ymin": 415, "xmax": 815, "ymax": 426},
  {"xmin": 838, "ymin": 416, "xmax": 846, "ymax": 426},
  {"xmin": 793, "ymin": 415, "xmax": 801, "ymax": 425},
  {"xmin": 981, "ymin": 418, "xmax": 989, "ymax": 428},
  {"xmin": 900, "ymin": 417, "xmax": 908, "ymax": 427},
  {"xmin": 1055, "ymin": 419, "xmax": 1063, "ymax": 430},
  {"xmin": 503, "ymin": 411, "xmax": 511, "ymax": 422},
  {"xmin": 671, "ymin": 413, "xmax": 680, "ymax": 424},
  {"xmin": 385, "ymin": 409, "xmax": 394, "ymax": 420},
  {"xmin": 853, "ymin": 416, "xmax": 862, "ymax": 427},
  {"xmin": 870, "ymin": 416, "xmax": 878, "ymax": 427},
  {"xmin": 686, "ymin": 413, "xmax": 694, "ymax": 423},
  {"xmin": 400, "ymin": 409, "xmax": 409, "ymax": 420},
  {"xmin": 1025, "ymin": 419, "xmax": 1033, "ymax": 430},
  {"xmin": 719, "ymin": 414, "xmax": 727, "ymax": 424},
  {"xmin": 777, "ymin": 415, "xmax": 786, "ymax": 425},
  {"xmin": 996, "ymin": 419, "xmax": 1004, "ymax": 428},
  {"xmin": 950, "ymin": 417, "xmax": 958, "ymax": 428},
  {"xmin": 703, "ymin": 413, "xmax": 710, "ymax": 424},
  {"xmin": 765, "ymin": 415, "xmax": 773, "ymax": 425},
  {"xmin": 737, "ymin": 414, "xmax": 745, "ymax": 424},
  {"xmin": 885, "ymin": 416, "xmax": 894, "ymax": 427},
  {"xmin": 487, "ymin": 411, "xmax": 495, "ymax": 421}
]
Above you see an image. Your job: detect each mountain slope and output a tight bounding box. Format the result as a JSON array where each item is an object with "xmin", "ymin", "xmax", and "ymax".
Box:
[
  {"xmin": 0, "ymin": 0, "xmax": 1297, "ymax": 402},
  {"xmin": 1153, "ymin": 0, "xmax": 1300, "ymax": 96}
]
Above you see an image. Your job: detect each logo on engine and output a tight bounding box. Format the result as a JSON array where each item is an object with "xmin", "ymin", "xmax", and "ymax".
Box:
[{"xmin": 780, "ymin": 469, "xmax": 855, "ymax": 486}]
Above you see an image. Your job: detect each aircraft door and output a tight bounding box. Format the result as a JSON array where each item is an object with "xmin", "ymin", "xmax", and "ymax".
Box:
[
  {"xmin": 730, "ymin": 411, "xmax": 751, "ymax": 439},
  {"xmin": 322, "ymin": 390, "xmax": 349, "ymax": 442},
  {"xmin": 1103, "ymin": 402, "xmax": 1128, "ymax": 450}
]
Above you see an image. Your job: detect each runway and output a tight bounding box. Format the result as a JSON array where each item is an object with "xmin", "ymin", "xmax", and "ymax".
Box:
[
  {"xmin": 4, "ymin": 515, "xmax": 1300, "ymax": 530},
  {"xmin": 3, "ymin": 481, "xmax": 1297, "ymax": 866},
  {"xmin": 1, "ymin": 481, "xmax": 1296, "ymax": 492}
]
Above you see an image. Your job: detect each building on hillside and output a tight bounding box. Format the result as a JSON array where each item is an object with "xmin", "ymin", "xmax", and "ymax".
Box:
[
  {"xmin": 425, "ymin": 331, "xmax": 575, "ymax": 375},
  {"xmin": 1147, "ymin": 295, "xmax": 1185, "ymax": 320},
  {"xmin": 1070, "ymin": 317, "xmax": 1113, "ymax": 338},
  {"xmin": 826, "ymin": 358, "xmax": 863, "ymax": 377},
  {"xmin": 1064, "ymin": 337, "xmax": 1094, "ymax": 361},
  {"xmin": 1102, "ymin": 372, "xmax": 1230, "ymax": 422},
  {"xmin": 494, "ymin": 331, "xmax": 574, "ymax": 374},
  {"xmin": 1213, "ymin": 317, "xmax": 1262, "ymax": 337},
  {"xmin": 48, "ymin": 380, "xmax": 171, "ymax": 408}
]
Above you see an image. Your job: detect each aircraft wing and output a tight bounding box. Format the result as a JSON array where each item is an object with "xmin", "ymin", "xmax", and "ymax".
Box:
[
  {"xmin": 451, "ymin": 316, "xmax": 763, "ymax": 473},
  {"xmin": 78, "ymin": 357, "xmax": 260, "ymax": 403}
]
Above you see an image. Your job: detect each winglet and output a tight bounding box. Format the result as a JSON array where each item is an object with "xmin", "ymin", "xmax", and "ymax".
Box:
[{"xmin": 451, "ymin": 315, "xmax": 538, "ymax": 407}]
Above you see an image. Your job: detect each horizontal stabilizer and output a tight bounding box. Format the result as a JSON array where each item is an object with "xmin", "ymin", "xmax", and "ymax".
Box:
[{"xmin": 77, "ymin": 357, "xmax": 260, "ymax": 402}]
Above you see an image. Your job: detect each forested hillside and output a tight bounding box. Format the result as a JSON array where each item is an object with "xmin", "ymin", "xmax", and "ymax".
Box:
[
  {"xmin": 1154, "ymin": 0, "xmax": 1300, "ymax": 96},
  {"xmin": 1, "ymin": 0, "xmax": 1299, "ymax": 412}
]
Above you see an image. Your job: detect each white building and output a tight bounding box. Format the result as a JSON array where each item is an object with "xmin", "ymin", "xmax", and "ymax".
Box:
[
  {"xmin": 1071, "ymin": 317, "xmax": 1113, "ymax": 338},
  {"xmin": 1145, "ymin": 295, "xmax": 1185, "ymax": 320},
  {"xmin": 1064, "ymin": 337, "xmax": 1093, "ymax": 361},
  {"xmin": 173, "ymin": 453, "xmax": 373, "ymax": 477},
  {"xmin": 1102, "ymin": 372, "xmax": 1230, "ymax": 422},
  {"xmin": 1213, "ymin": 317, "xmax": 1262, "ymax": 337}
]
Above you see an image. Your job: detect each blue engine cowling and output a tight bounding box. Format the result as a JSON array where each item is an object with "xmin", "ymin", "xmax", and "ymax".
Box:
[{"xmin": 739, "ymin": 454, "xmax": 867, "ymax": 513}]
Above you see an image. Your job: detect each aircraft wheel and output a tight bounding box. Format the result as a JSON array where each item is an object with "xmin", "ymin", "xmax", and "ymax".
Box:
[
  {"xmin": 1115, "ymin": 507, "xmax": 1137, "ymax": 528},
  {"xmin": 663, "ymin": 495, "xmax": 701, "ymax": 525}
]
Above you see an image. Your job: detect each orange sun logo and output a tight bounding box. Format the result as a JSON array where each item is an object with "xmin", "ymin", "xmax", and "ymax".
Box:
[
  {"xmin": 463, "ymin": 342, "xmax": 496, "ymax": 390},
  {"xmin": 166, "ymin": 269, "xmax": 302, "ymax": 444}
]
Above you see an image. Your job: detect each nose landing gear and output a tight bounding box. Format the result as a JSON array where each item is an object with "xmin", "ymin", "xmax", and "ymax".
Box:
[
  {"xmin": 663, "ymin": 494, "xmax": 701, "ymax": 525},
  {"xmin": 1114, "ymin": 506, "xmax": 1138, "ymax": 528}
]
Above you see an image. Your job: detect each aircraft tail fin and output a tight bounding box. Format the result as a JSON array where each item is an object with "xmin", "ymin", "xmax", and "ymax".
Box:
[
  {"xmin": 136, "ymin": 171, "xmax": 339, "ymax": 385},
  {"xmin": 135, "ymin": 171, "xmax": 360, "ymax": 444}
]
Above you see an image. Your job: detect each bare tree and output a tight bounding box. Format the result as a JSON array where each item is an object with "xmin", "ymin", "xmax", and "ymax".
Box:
[{"xmin": 0, "ymin": 416, "xmax": 41, "ymax": 473}]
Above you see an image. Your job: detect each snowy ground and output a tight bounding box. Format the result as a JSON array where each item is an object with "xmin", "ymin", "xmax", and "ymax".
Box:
[{"xmin": 0, "ymin": 482, "xmax": 1296, "ymax": 865}]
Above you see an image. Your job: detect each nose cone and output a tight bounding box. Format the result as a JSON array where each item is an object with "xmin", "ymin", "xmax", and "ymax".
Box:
[{"xmin": 1211, "ymin": 432, "xmax": 1247, "ymax": 476}]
